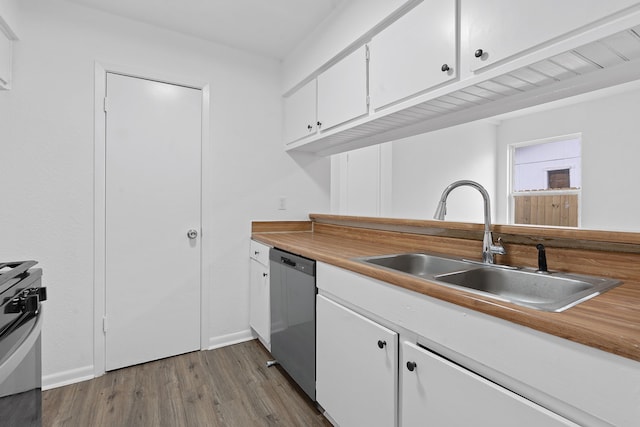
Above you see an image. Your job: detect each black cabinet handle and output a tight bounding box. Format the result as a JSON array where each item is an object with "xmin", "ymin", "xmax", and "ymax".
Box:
[
  {"xmin": 377, "ymin": 340, "xmax": 386, "ymax": 349},
  {"xmin": 474, "ymin": 49, "xmax": 484, "ymax": 58},
  {"xmin": 406, "ymin": 361, "xmax": 417, "ymax": 372},
  {"xmin": 441, "ymin": 63, "xmax": 450, "ymax": 72}
]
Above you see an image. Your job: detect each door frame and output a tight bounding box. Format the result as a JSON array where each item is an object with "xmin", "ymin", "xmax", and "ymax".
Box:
[{"xmin": 93, "ymin": 62, "xmax": 212, "ymax": 377}]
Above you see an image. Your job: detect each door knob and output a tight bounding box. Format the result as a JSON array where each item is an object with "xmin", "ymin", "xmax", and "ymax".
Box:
[{"xmin": 187, "ymin": 229, "xmax": 198, "ymax": 239}]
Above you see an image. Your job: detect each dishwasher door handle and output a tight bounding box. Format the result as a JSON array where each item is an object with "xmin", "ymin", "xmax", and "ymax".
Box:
[{"xmin": 281, "ymin": 257, "xmax": 296, "ymax": 267}]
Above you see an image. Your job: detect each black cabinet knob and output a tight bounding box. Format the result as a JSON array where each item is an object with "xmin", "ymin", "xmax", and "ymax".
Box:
[
  {"xmin": 262, "ymin": 272, "xmax": 268, "ymax": 277},
  {"xmin": 474, "ymin": 49, "xmax": 484, "ymax": 58},
  {"xmin": 307, "ymin": 124, "xmax": 313, "ymax": 131},
  {"xmin": 377, "ymin": 340, "xmax": 386, "ymax": 349},
  {"xmin": 441, "ymin": 63, "xmax": 450, "ymax": 72},
  {"xmin": 406, "ymin": 361, "xmax": 417, "ymax": 372},
  {"xmin": 317, "ymin": 121, "xmax": 322, "ymax": 128}
]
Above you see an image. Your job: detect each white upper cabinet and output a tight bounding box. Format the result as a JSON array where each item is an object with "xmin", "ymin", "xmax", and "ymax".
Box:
[
  {"xmin": 369, "ymin": 0, "xmax": 457, "ymax": 110},
  {"xmin": 282, "ymin": 0, "xmax": 640, "ymax": 153},
  {"xmin": 283, "ymin": 79, "xmax": 317, "ymax": 144},
  {"xmin": 463, "ymin": 0, "xmax": 640, "ymax": 72},
  {"xmin": 0, "ymin": 29, "xmax": 11, "ymax": 89},
  {"xmin": 317, "ymin": 45, "xmax": 369, "ymax": 131}
]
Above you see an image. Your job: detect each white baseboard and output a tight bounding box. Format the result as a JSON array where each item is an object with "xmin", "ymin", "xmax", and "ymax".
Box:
[
  {"xmin": 42, "ymin": 365, "xmax": 94, "ymax": 391},
  {"xmin": 207, "ymin": 329, "xmax": 254, "ymax": 350},
  {"xmin": 42, "ymin": 331, "xmax": 255, "ymax": 390}
]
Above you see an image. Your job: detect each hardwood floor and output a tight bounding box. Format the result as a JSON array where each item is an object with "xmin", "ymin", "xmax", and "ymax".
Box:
[{"xmin": 43, "ymin": 340, "xmax": 331, "ymax": 427}]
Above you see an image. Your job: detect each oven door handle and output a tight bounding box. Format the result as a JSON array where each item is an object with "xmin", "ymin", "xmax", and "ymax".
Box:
[{"xmin": 0, "ymin": 306, "xmax": 43, "ymax": 385}]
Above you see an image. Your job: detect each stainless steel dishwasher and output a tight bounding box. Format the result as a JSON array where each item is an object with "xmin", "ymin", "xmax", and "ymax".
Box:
[{"xmin": 269, "ymin": 248, "xmax": 316, "ymax": 401}]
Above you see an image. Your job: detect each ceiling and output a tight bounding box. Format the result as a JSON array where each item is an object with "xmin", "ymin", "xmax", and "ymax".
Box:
[{"xmin": 66, "ymin": 0, "xmax": 349, "ymax": 59}]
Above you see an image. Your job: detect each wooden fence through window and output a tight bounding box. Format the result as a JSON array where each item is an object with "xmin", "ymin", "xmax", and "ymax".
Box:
[{"xmin": 513, "ymin": 193, "xmax": 579, "ymax": 227}]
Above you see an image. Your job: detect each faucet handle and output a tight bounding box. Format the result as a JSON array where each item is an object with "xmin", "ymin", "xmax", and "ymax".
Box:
[
  {"xmin": 536, "ymin": 244, "xmax": 548, "ymax": 273},
  {"xmin": 491, "ymin": 237, "xmax": 507, "ymax": 255}
]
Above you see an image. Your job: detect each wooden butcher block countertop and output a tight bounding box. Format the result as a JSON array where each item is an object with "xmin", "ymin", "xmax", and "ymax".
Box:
[{"xmin": 252, "ymin": 215, "xmax": 640, "ymax": 362}]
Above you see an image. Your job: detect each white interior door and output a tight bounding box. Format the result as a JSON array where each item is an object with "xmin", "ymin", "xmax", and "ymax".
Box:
[{"xmin": 105, "ymin": 73, "xmax": 202, "ymax": 371}]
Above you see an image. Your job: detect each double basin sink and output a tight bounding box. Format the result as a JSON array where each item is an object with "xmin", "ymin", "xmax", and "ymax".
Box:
[{"xmin": 355, "ymin": 253, "xmax": 621, "ymax": 312}]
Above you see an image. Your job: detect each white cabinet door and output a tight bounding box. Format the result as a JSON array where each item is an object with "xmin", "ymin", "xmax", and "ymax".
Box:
[
  {"xmin": 317, "ymin": 45, "xmax": 368, "ymax": 131},
  {"xmin": 284, "ymin": 79, "xmax": 317, "ymax": 143},
  {"xmin": 249, "ymin": 240, "xmax": 270, "ymax": 349},
  {"xmin": 401, "ymin": 341, "xmax": 580, "ymax": 427},
  {"xmin": 0, "ymin": 30, "xmax": 11, "ymax": 89},
  {"xmin": 316, "ymin": 295, "xmax": 398, "ymax": 427},
  {"xmin": 463, "ymin": 0, "xmax": 640, "ymax": 72},
  {"xmin": 249, "ymin": 258, "xmax": 270, "ymax": 349},
  {"xmin": 369, "ymin": 0, "xmax": 456, "ymax": 110}
]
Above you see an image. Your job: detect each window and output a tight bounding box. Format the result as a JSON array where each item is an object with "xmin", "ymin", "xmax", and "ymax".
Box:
[
  {"xmin": 548, "ymin": 168, "xmax": 570, "ymax": 189},
  {"xmin": 509, "ymin": 134, "xmax": 581, "ymax": 227}
]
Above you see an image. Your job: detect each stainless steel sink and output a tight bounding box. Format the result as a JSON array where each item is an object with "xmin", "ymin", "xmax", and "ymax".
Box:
[
  {"xmin": 357, "ymin": 253, "xmax": 475, "ymax": 277},
  {"xmin": 356, "ymin": 252, "xmax": 622, "ymax": 312},
  {"xmin": 434, "ymin": 267, "xmax": 621, "ymax": 312}
]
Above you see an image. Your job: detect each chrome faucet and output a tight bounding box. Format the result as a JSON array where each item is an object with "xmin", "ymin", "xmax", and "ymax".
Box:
[{"xmin": 433, "ymin": 180, "xmax": 506, "ymax": 264}]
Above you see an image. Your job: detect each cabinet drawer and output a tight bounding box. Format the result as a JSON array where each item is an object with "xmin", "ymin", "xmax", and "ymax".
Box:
[{"xmin": 250, "ymin": 240, "xmax": 270, "ymax": 266}]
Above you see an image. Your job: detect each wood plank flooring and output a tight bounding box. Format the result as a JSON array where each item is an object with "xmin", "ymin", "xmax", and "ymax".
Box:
[{"xmin": 43, "ymin": 340, "xmax": 331, "ymax": 427}]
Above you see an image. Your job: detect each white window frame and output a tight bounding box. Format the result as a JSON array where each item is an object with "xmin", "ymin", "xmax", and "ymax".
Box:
[{"xmin": 507, "ymin": 133, "xmax": 582, "ymax": 227}]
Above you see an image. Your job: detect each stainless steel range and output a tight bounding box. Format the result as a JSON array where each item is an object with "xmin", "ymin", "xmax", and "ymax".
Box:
[{"xmin": 0, "ymin": 261, "xmax": 47, "ymax": 427}]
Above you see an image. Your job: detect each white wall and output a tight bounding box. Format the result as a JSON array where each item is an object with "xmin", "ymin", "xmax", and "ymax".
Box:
[
  {"xmin": 330, "ymin": 143, "xmax": 393, "ymax": 216},
  {"xmin": 0, "ymin": 0, "xmax": 329, "ymax": 387},
  {"xmin": 331, "ymin": 121, "xmax": 497, "ymax": 224},
  {"xmin": 496, "ymin": 86, "xmax": 640, "ymax": 231},
  {"xmin": 0, "ymin": 0, "xmax": 20, "ymax": 36},
  {"xmin": 391, "ymin": 122, "xmax": 498, "ymax": 223}
]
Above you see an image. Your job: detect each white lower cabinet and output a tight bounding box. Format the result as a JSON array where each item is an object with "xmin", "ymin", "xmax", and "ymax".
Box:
[
  {"xmin": 400, "ymin": 341, "xmax": 578, "ymax": 427},
  {"xmin": 315, "ymin": 263, "xmax": 616, "ymax": 426},
  {"xmin": 249, "ymin": 240, "xmax": 270, "ymax": 349},
  {"xmin": 316, "ymin": 294, "xmax": 398, "ymax": 427}
]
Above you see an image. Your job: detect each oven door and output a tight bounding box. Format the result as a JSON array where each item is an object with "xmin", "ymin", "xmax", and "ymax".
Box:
[{"xmin": 0, "ymin": 308, "xmax": 43, "ymax": 427}]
